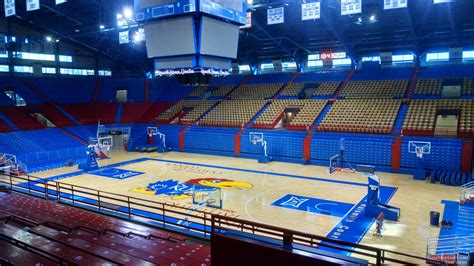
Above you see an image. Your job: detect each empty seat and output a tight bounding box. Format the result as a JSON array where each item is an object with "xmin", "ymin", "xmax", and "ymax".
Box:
[
  {"xmin": 319, "ymin": 99, "xmax": 401, "ymax": 134},
  {"xmin": 340, "ymin": 80, "xmax": 407, "ymax": 98},
  {"xmin": 199, "ymin": 100, "xmax": 267, "ymax": 127}
]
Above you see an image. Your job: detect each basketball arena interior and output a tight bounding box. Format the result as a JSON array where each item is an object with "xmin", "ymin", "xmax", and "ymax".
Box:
[{"xmin": 0, "ymin": 0, "xmax": 473, "ymax": 265}]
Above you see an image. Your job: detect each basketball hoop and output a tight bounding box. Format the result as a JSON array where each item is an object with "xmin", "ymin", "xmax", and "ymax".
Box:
[{"xmin": 416, "ymin": 147, "xmax": 424, "ymax": 159}]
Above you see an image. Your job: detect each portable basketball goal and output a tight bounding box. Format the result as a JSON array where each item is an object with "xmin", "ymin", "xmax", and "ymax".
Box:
[
  {"xmin": 249, "ymin": 132, "xmax": 271, "ymax": 163},
  {"xmin": 147, "ymin": 126, "xmax": 168, "ymax": 152},
  {"xmin": 408, "ymin": 141, "xmax": 431, "ymax": 159},
  {"xmin": 329, "ymin": 139, "xmax": 355, "ymax": 174},
  {"xmin": 191, "ymin": 185, "xmax": 223, "ymax": 209},
  {"xmin": 0, "ymin": 153, "xmax": 25, "ymax": 175},
  {"xmin": 91, "ymin": 136, "xmax": 113, "ymax": 159}
]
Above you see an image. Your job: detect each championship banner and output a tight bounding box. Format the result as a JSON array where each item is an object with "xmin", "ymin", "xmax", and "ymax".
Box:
[
  {"xmin": 27, "ymin": 0, "xmax": 40, "ymax": 11},
  {"xmin": 302, "ymin": 1, "xmax": 320, "ymax": 21},
  {"xmin": 384, "ymin": 0, "xmax": 407, "ymax": 10},
  {"xmin": 119, "ymin": 31, "xmax": 129, "ymax": 44},
  {"xmin": 267, "ymin": 7, "xmax": 284, "ymax": 25},
  {"xmin": 55, "ymin": 0, "xmax": 67, "ymax": 4},
  {"xmin": 341, "ymin": 0, "xmax": 361, "ymax": 16},
  {"xmin": 4, "ymin": 0, "xmax": 16, "ymax": 17}
]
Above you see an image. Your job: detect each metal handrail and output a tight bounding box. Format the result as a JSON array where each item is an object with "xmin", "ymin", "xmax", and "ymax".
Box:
[
  {"xmin": 211, "ymin": 215, "xmax": 439, "ymax": 266},
  {"xmin": 0, "ymin": 172, "xmax": 442, "ymax": 265},
  {"xmin": 0, "ymin": 172, "xmax": 215, "ymax": 238}
]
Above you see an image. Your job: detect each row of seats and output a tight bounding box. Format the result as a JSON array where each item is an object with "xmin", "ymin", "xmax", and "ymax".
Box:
[
  {"xmin": 39, "ymin": 104, "xmax": 77, "ymax": 127},
  {"xmin": 188, "ymin": 86, "xmax": 210, "ymax": 97},
  {"xmin": 0, "ymin": 107, "xmax": 44, "ymax": 130},
  {"xmin": 314, "ymin": 81, "xmax": 341, "ymax": 96},
  {"xmin": 403, "ymin": 100, "xmax": 474, "ymax": 134},
  {"xmin": 120, "ymin": 102, "xmax": 172, "ymax": 124},
  {"xmin": 340, "ymin": 80, "xmax": 407, "ymax": 98},
  {"xmin": 0, "ymin": 119, "xmax": 11, "ymax": 132},
  {"xmin": 0, "ymin": 193, "xmax": 210, "ymax": 265},
  {"xmin": 180, "ymin": 100, "xmax": 218, "ymax": 124},
  {"xmin": 200, "ymin": 100, "xmax": 267, "ymax": 127},
  {"xmin": 210, "ymin": 84, "xmax": 235, "ymax": 97},
  {"xmin": 254, "ymin": 100, "xmax": 326, "ymax": 128},
  {"xmin": 280, "ymin": 83, "xmax": 304, "ymax": 96},
  {"xmin": 463, "ymin": 78, "xmax": 474, "ymax": 95},
  {"xmin": 318, "ymin": 99, "xmax": 401, "ymax": 134},
  {"xmin": 157, "ymin": 100, "xmax": 217, "ymax": 124},
  {"xmin": 414, "ymin": 79, "xmax": 443, "ymax": 96},
  {"xmin": 61, "ymin": 103, "xmax": 117, "ymax": 125},
  {"xmin": 228, "ymin": 83, "xmax": 282, "ymax": 99}
]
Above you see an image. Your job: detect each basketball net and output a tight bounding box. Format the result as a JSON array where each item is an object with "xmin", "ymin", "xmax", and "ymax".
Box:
[{"xmin": 416, "ymin": 147, "xmax": 424, "ymax": 159}]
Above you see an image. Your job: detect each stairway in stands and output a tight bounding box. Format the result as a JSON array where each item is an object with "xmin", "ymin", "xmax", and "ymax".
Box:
[
  {"xmin": 331, "ymin": 69, "xmax": 354, "ymax": 99},
  {"xmin": 92, "ymin": 78, "xmax": 104, "ymax": 103},
  {"xmin": 114, "ymin": 102, "xmax": 123, "ymax": 123},
  {"xmin": 20, "ymin": 79, "xmax": 81, "ymax": 126},
  {"xmin": 310, "ymin": 102, "xmax": 333, "ymax": 132},
  {"xmin": 273, "ymin": 72, "xmax": 301, "ymax": 99},
  {"xmin": 0, "ymin": 112, "xmax": 18, "ymax": 131},
  {"xmin": 391, "ymin": 103, "xmax": 409, "ymax": 135},
  {"xmin": 245, "ymin": 101, "xmax": 272, "ymax": 129},
  {"xmin": 224, "ymin": 74, "xmax": 253, "ymax": 99},
  {"xmin": 404, "ymin": 66, "xmax": 420, "ymax": 99}
]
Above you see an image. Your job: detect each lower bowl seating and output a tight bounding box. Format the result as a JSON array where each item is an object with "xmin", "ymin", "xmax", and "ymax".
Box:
[{"xmin": 318, "ymin": 99, "xmax": 401, "ymax": 134}]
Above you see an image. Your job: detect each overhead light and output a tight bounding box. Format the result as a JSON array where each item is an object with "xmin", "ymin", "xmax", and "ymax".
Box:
[
  {"xmin": 133, "ymin": 33, "xmax": 141, "ymax": 43},
  {"xmin": 99, "ymin": 25, "xmax": 105, "ymax": 30},
  {"xmin": 116, "ymin": 13, "xmax": 123, "ymax": 19},
  {"xmin": 370, "ymin": 15, "xmax": 376, "ymax": 22},
  {"xmin": 358, "ymin": 17, "xmax": 362, "ymax": 22},
  {"xmin": 123, "ymin": 8, "xmax": 133, "ymax": 19},
  {"xmin": 75, "ymin": 29, "xmax": 80, "ymax": 33},
  {"xmin": 55, "ymin": 39, "xmax": 60, "ymax": 43},
  {"xmin": 247, "ymin": 0, "xmax": 253, "ymax": 4},
  {"xmin": 45, "ymin": 36, "xmax": 52, "ymax": 42}
]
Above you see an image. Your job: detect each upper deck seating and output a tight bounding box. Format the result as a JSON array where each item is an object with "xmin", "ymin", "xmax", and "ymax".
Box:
[
  {"xmin": 340, "ymin": 80, "xmax": 407, "ymax": 98},
  {"xmin": 199, "ymin": 100, "xmax": 267, "ymax": 127},
  {"xmin": 228, "ymin": 83, "xmax": 282, "ymax": 99}
]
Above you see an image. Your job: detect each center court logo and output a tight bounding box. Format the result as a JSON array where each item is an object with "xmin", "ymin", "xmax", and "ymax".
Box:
[{"xmin": 131, "ymin": 178, "xmax": 253, "ymax": 200}]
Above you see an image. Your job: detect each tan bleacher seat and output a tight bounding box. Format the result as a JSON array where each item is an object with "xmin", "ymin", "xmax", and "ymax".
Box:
[
  {"xmin": 229, "ymin": 83, "xmax": 282, "ymax": 99},
  {"xmin": 313, "ymin": 82, "xmax": 340, "ymax": 96},
  {"xmin": 404, "ymin": 100, "xmax": 474, "ymax": 135},
  {"xmin": 157, "ymin": 100, "xmax": 216, "ymax": 123},
  {"xmin": 319, "ymin": 99, "xmax": 401, "ymax": 134},
  {"xmin": 254, "ymin": 100, "xmax": 326, "ymax": 128},
  {"xmin": 210, "ymin": 85, "xmax": 235, "ymax": 97},
  {"xmin": 187, "ymin": 86, "xmax": 209, "ymax": 97},
  {"xmin": 340, "ymin": 80, "xmax": 407, "ymax": 98},
  {"xmin": 180, "ymin": 101, "xmax": 218, "ymax": 123},
  {"xmin": 414, "ymin": 79, "xmax": 442, "ymax": 95},
  {"xmin": 463, "ymin": 78, "xmax": 474, "ymax": 95},
  {"xmin": 199, "ymin": 100, "xmax": 267, "ymax": 127},
  {"xmin": 280, "ymin": 83, "xmax": 305, "ymax": 97}
]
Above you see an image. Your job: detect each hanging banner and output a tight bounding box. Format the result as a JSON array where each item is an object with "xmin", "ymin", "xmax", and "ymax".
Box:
[
  {"xmin": 55, "ymin": 0, "xmax": 67, "ymax": 4},
  {"xmin": 267, "ymin": 7, "xmax": 284, "ymax": 25},
  {"xmin": 240, "ymin": 12, "xmax": 252, "ymax": 29},
  {"xmin": 384, "ymin": 0, "xmax": 407, "ymax": 10},
  {"xmin": 119, "ymin": 31, "xmax": 129, "ymax": 44},
  {"xmin": 341, "ymin": 0, "xmax": 361, "ymax": 15},
  {"xmin": 27, "ymin": 0, "xmax": 40, "ymax": 11},
  {"xmin": 4, "ymin": 0, "xmax": 16, "ymax": 17},
  {"xmin": 302, "ymin": 1, "xmax": 320, "ymax": 21}
]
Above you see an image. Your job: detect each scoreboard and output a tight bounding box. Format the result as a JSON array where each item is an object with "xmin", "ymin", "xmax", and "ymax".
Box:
[
  {"xmin": 134, "ymin": 0, "xmax": 196, "ymax": 21},
  {"xmin": 200, "ymin": 0, "xmax": 247, "ymax": 25},
  {"xmin": 134, "ymin": 0, "xmax": 246, "ymax": 25}
]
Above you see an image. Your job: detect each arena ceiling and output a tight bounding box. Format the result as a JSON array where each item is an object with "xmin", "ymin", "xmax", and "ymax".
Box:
[{"xmin": 4, "ymin": 0, "xmax": 474, "ymax": 67}]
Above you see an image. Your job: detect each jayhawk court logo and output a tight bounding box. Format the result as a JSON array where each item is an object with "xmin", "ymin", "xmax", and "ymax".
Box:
[{"xmin": 131, "ymin": 178, "xmax": 253, "ymax": 200}]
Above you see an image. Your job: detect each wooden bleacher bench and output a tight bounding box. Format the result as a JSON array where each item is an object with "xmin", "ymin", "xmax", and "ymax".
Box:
[
  {"xmin": 0, "ymin": 223, "xmax": 112, "ymax": 265},
  {"xmin": 0, "ymin": 240, "xmax": 56, "ymax": 266}
]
